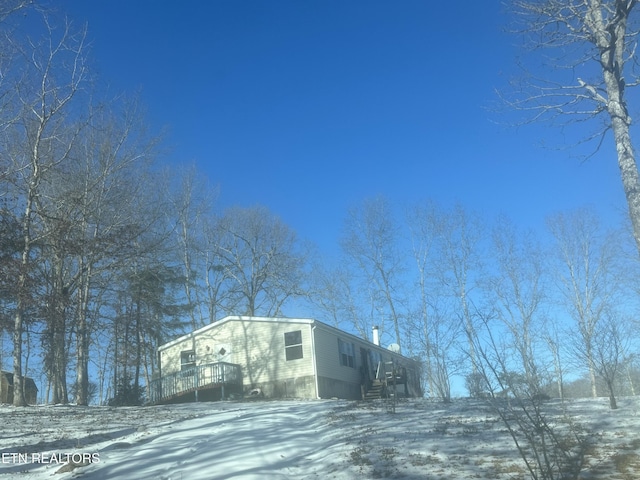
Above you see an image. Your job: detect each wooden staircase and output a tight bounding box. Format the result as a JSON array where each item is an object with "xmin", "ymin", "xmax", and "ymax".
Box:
[
  {"xmin": 363, "ymin": 379, "xmax": 385, "ymax": 401},
  {"xmin": 362, "ymin": 360, "xmax": 404, "ymax": 414}
]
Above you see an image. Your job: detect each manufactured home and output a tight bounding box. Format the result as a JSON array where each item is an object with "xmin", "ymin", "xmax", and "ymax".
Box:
[{"xmin": 150, "ymin": 316, "xmax": 421, "ymax": 404}]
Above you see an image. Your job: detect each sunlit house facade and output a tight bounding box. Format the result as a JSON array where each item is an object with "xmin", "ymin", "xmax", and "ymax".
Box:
[{"xmin": 152, "ymin": 316, "xmax": 421, "ymax": 403}]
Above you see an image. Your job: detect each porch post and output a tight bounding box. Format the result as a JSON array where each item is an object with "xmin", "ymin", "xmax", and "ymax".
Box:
[
  {"xmin": 221, "ymin": 363, "xmax": 225, "ymax": 400},
  {"xmin": 195, "ymin": 365, "xmax": 199, "ymax": 402},
  {"xmin": 192, "ymin": 334, "xmax": 198, "ymax": 403},
  {"xmin": 157, "ymin": 351, "xmax": 162, "ymax": 402}
]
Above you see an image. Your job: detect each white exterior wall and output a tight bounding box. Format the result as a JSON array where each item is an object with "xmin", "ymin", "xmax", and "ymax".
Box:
[
  {"xmin": 313, "ymin": 326, "xmax": 360, "ymax": 382},
  {"xmin": 313, "ymin": 324, "xmax": 404, "ymax": 378},
  {"xmin": 312, "ymin": 325, "xmax": 362, "ymax": 399},
  {"xmin": 157, "ymin": 316, "xmax": 421, "ymax": 401},
  {"xmin": 313, "ymin": 323, "xmax": 421, "ymax": 399},
  {"xmin": 159, "ymin": 317, "xmax": 316, "ymax": 398}
]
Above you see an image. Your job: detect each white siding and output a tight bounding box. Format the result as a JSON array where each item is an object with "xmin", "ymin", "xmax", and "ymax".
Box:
[
  {"xmin": 157, "ymin": 316, "xmax": 421, "ymax": 400},
  {"xmin": 313, "ymin": 322, "xmax": 417, "ymax": 383},
  {"xmin": 159, "ymin": 317, "xmax": 315, "ymax": 392},
  {"xmin": 313, "ymin": 326, "xmax": 361, "ymax": 383}
]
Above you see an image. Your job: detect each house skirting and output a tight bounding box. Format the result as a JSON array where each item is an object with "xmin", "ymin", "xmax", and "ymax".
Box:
[
  {"xmin": 248, "ymin": 376, "xmax": 362, "ymax": 400},
  {"xmin": 248, "ymin": 375, "xmax": 316, "ymax": 399},
  {"xmin": 317, "ymin": 376, "xmax": 361, "ymax": 400}
]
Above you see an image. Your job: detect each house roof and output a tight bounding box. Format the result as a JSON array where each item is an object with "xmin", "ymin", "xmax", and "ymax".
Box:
[
  {"xmin": 158, "ymin": 315, "xmax": 415, "ymax": 363},
  {"xmin": 158, "ymin": 316, "xmax": 315, "ymax": 351}
]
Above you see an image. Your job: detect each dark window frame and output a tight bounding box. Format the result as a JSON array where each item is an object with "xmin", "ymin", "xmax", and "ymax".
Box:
[
  {"xmin": 284, "ymin": 330, "xmax": 303, "ymax": 361},
  {"xmin": 338, "ymin": 338, "xmax": 356, "ymax": 368}
]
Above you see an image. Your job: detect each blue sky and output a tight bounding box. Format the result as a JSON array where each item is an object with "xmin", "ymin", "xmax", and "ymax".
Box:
[{"xmin": 59, "ymin": 0, "xmax": 628, "ymax": 252}]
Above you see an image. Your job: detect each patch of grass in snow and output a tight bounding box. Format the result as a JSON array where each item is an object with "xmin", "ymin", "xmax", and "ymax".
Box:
[
  {"xmin": 462, "ymin": 423, "xmax": 479, "ymax": 435},
  {"xmin": 379, "ymin": 447, "xmax": 398, "ymax": 462},
  {"xmin": 371, "ymin": 447, "xmax": 400, "ymax": 478},
  {"xmin": 482, "ymin": 416, "xmax": 499, "ymax": 429},
  {"xmin": 326, "ymin": 401, "xmax": 360, "ymax": 424},
  {"xmin": 349, "ymin": 445, "xmax": 372, "ymax": 466},
  {"xmin": 490, "ymin": 459, "xmax": 525, "ymax": 475},
  {"xmin": 407, "ymin": 453, "xmax": 429, "ymax": 466},
  {"xmin": 326, "ymin": 410, "xmax": 356, "ymax": 423},
  {"xmin": 612, "ymin": 452, "xmax": 640, "ymax": 478},
  {"xmin": 370, "ymin": 466, "xmax": 397, "ymax": 478},
  {"xmin": 433, "ymin": 422, "xmax": 448, "ymax": 434}
]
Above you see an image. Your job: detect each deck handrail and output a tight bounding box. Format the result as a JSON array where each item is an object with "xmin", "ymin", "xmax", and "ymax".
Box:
[{"xmin": 149, "ymin": 361, "xmax": 242, "ymax": 403}]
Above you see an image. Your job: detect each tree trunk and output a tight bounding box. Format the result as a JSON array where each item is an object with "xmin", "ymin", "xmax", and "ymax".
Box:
[
  {"xmin": 589, "ymin": 364, "xmax": 598, "ymax": 398},
  {"xmin": 75, "ymin": 266, "xmax": 91, "ymax": 405},
  {"xmin": 134, "ymin": 298, "xmax": 142, "ymax": 394},
  {"xmin": 381, "ymin": 270, "xmax": 402, "ymax": 353},
  {"xmin": 49, "ymin": 253, "xmax": 69, "ymax": 405},
  {"xmin": 548, "ymin": 337, "xmax": 564, "ymax": 401},
  {"xmin": 587, "ymin": 343, "xmax": 598, "ymax": 398},
  {"xmin": 13, "ymin": 185, "xmax": 36, "ymax": 407},
  {"xmin": 607, "ymin": 380, "xmax": 618, "ymax": 410},
  {"xmin": 593, "ymin": 2, "xmax": 640, "ymax": 254},
  {"xmin": 113, "ymin": 317, "xmax": 119, "ymax": 401},
  {"xmin": 610, "ymin": 110, "xmax": 640, "ymax": 251},
  {"xmin": 12, "ymin": 311, "xmax": 25, "ymax": 406}
]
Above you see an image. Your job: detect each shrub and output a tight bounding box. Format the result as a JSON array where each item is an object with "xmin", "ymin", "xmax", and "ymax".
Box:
[{"xmin": 108, "ymin": 374, "xmax": 145, "ymax": 406}]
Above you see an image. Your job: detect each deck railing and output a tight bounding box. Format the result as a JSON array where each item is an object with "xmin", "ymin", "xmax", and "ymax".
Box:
[{"xmin": 150, "ymin": 362, "xmax": 242, "ymax": 404}]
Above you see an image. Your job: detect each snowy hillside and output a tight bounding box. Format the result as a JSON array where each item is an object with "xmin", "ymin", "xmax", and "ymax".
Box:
[{"xmin": 1, "ymin": 397, "xmax": 639, "ymax": 479}]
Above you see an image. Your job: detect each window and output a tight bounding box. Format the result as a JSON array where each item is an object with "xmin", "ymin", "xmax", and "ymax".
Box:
[
  {"xmin": 338, "ymin": 339, "xmax": 356, "ymax": 368},
  {"xmin": 284, "ymin": 330, "xmax": 303, "ymax": 361},
  {"xmin": 181, "ymin": 350, "xmax": 195, "ymax": 372}
]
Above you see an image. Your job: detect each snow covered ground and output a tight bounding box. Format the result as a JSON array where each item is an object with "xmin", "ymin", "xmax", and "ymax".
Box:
[{"xmin": 1, "ymin": 396, "xmax": 639, "ymax": 479}]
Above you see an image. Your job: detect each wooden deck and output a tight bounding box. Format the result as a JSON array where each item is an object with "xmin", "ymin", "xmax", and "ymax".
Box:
[{"xmin": 150, "ymin": 362, "xmax": 242, "ymax": 404}]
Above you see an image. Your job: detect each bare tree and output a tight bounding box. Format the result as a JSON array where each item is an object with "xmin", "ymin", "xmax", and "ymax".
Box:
[
  {"xmin": 547, "ymin": 208, "xmax": 619, "ymax": 398},
  {"xmin": 432, "ymin": 203, "xmax": 484, "ymax": 375},
  {"xmin": 3, "ymin": 14, "xmax": 87, "ymax": 406},
  {"xmin": 406, "ymin": 201, "xmax": 437, "ymax": 395},
  {"xmin": 68, "ymin": 98, "xmax": 161, "ymax": 405},
  {"xmin": 488, "ymin": 216, "xmax": 547, "ymax": 393},
  {"xmin": 406, "ymin": 200, "xmax": 466, "ymax": 401},
  {"xmin": 507, "ymin": 0, "xmax": 640, "ymax": 254},
  {"xmin": 206, "ymin": 205, "xmax": 308, "ymax": 317},
  {"xmin": 341, "ymin": 196, "xmax": 406, "ymax": 351},
  {"xmin": 584, "ymin": 315, "xmax": 630, "ymax": 408},
  {"xmin": 202, "ymin": 229, "xmax": 227, "ymax": 324},
  {"xmin": 308, "ymin": 261, "xmax": 374, "ymax": 336},
  {"xmin": 167, "ymin": 165, "xmax": 216, "ymax": 329},
  {"xmin": 543, "ymin": 318, "xmax": 567, "ymax": 401}
]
